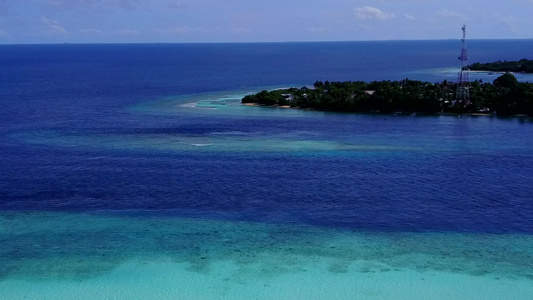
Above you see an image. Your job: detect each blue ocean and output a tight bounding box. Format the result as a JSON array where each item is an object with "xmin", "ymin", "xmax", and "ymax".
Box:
[{"xmin": 1, "ymin": 40, "xmax": 533, "ymax": 299}]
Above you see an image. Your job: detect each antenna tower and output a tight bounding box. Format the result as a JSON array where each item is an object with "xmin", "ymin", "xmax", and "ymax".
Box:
[{"xmin": 456, "ymin": 25, "xmax": 470, "ymax": 102}]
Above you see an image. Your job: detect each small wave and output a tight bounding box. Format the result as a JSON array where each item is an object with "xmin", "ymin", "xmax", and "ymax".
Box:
[
  {"xmin": 191, "ymin": 143, "xmax": 213, "ymax": 147},
  {"xmin": 179, "ymin": 102, "xmax": 198, "ymax": 108},
  {"xmin": 209, "ymin": 131, "xmax": 249, "ymax": 136}
]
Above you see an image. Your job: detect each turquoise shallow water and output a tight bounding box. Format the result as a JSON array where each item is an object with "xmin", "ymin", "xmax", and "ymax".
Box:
[
  {"xmin": 1, "ymin": 211, "xmax": 532, "ymax": 299},
  {"xmin": 13, "ymin": 92, "xmax": 532, "ymax": 156}
]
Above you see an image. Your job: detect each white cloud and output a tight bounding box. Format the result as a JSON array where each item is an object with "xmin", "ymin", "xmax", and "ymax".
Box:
[
  {"xmin": 111, "ymin": 28, "xmax": 141, "ymax": 35},
  {"xmin": 155, "ymin": 26, "xmax": 209, "ymax": 35},
  {"xmin": 404, "ymin": 13, "xmax": 415, "ymax": 20},
  {"xmin": 79, "ymin": 28, "xmax": 104, "ymax": 35},
  {"xmin": 168, "ymin": 2, "xmax": 188, "ymax": 9},
  {"xmin": 42, "ymin": 17, "xmax": 67, "ymax": 34},
  {"xmin": 159, "ymin": 26, "xmax": 193, "ymax": 34},
  {"xmin": 356, "ymin": 24, "xmax": 372, "ymax": 31},
  {"xmin": 354, "ymin": 6, "xmax": 395, "ymax": 20},
  {"xmin": 114, "ymin": 0, "xmax": 138, "ymax": 10},
  {"xmin": 0, "ymin": 28, "xmax": 8, "ymax": 38},
  {"xmin": 494, "ymin": 13, "xmax": 520, "ymax": 35},
  {"xmin": 499, "ymin": 14, "xmax": 517, "ymax": 24},
  {"xmin": 436, "ymin": 9, "xmax": 466, "ymax": 21},
  {"xmin": 0, "ymin": 0, "xmax": 6, "ymax": 14},
  {"xmin": 307, "ymin": 27, "xmax": 329, "ymax": 34},
  {"xmin": 45, "ymin": 0, "xmax": 140, "ymax": 12}
]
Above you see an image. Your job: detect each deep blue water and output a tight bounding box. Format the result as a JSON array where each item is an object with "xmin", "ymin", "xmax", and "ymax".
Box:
[{"xmin": 1, "ymin": 40, "xmax": 533, "ymax": 234}]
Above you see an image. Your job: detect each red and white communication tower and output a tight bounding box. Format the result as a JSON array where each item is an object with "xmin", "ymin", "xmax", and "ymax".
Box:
[{"xmin": 456, "ymin": 25, "xmax": 470, "ymax": 102}]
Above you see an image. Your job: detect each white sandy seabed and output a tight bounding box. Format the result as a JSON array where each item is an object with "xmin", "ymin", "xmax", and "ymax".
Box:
[
  {"xmin": 1, "ymin": 258, "xmax": 532, "ymax": 300},
  {"xmin": 1, "ymin": 212, "xmax": 532, "ymax": 300}
]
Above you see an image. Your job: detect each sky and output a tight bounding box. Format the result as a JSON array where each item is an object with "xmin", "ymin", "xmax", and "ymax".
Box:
[{"xmin": 0, "ymin": 0, "xmax": 532, "ymax": 44}]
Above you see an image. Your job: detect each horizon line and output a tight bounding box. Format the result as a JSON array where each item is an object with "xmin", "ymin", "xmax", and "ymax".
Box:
[{"xmin": 1, "ymin": 38, "xmax": 533, "ymax": 46}]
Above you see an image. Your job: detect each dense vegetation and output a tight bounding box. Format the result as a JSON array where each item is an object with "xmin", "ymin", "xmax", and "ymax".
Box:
[
  {"xmin": 242, "ymin": 74, "xmax": 533, "ymax": 116},
  {"xmin": 469, "ymin": 59, "xmax": 533, "ymax": 73}
]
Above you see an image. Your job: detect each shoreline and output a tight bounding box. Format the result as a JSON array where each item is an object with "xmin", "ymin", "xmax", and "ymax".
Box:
[
  {"xmin": 241, "ymin": 102, "xmax": 532, "ymax": 118},
  {"xmin": 468, "ymin": 70, "xmax": 532, "ymax": 75}
]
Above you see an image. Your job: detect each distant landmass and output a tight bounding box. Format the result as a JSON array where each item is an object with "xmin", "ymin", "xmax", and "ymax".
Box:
[
  {"xmin": 468, "ymin": 59, "xmax": 533, "ymax": 73},
  {"xmin": 242, "ymin": 74, "xmax": 533, "ymax": 116}
]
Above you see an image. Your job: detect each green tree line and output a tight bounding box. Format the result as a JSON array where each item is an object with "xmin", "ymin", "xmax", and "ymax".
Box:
[
  {"xmin": 242, "ymin": 74, "xmax": 533, "ymax": 116},
  {"xmin": 469, "ymin": 59, "xmax": 533, "ymax": 73}
]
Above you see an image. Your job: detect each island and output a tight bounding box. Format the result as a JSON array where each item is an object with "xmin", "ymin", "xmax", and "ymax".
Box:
[
  {"xmin": 242, "ymin": 74, "xmax": 533, "ymax": 116},
  {"xmin": 468, "ymin": 59, "xmax": 533, "ymax": 73}
]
